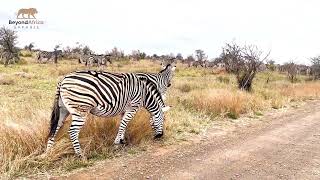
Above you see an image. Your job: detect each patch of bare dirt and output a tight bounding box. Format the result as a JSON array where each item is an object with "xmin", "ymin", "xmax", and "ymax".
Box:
[{"xmin": 51, "ymin": 100, "xmax": 320, "ymax": 180}]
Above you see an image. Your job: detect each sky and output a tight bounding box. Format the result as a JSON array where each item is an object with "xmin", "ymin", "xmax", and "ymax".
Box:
[{"xmin": 0, "ymin": 0, "xmax": 319, "ymax": 65}]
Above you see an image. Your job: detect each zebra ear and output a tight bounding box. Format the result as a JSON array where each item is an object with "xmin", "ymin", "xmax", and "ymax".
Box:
[{"xmin": 162, "ymin": 106, "xmax": 171, "ymax": 112}]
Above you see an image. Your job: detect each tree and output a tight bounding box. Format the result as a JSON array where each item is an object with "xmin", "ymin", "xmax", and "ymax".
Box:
[
  {"xmin": 219, "ymin": 42, "xmax": 269, "ymax": 91},
  {"xmin": 0, "ymin": 27, "xmax": 19, "ymax": 66},
  {"xmin": 310, "ymin": 56, "xmax": 320, "ymax": 79},
  {"xmin": 265, "ymin": 60, "xmax": 276, "ymax": 83},
  {"xmin": 131, "ymin": 50, "xmax": 141, "ymax": 61},
  {"xmin": 82, "ymin": 45, "xmax": 91, "ymax": 55},
  {"xmin": 176, "ymin": 53, "xmax": 183, "ymax": 60},
  {"xmin": 24, "ymin": 42, "xmax": 34, "ymax": 51},
  {"xmin": 53, "ymin": 44, "xmax": 61, "ymax": 64},
  {"xmin": 284, "ymin": 62, "xmax": 298, "ymax": 83},
  {"xmin": 266, "ymin": 60, "xmax": 276, "ymax": 71},
  {"xmin": 185, "ymin": 55, "xmax": 195, "ymax": 67},
  {"xmin": 110, "ymin": 47, "xmax": 124, "ymax": 61},
  {"xmin": 195, "ymin": 49, "xmax": 207, "ymax": 62}
]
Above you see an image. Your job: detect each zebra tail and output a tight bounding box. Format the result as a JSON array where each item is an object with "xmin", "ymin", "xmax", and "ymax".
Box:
[{"xmin": 48, "ymin": 87, "xmax": 60, "ymax": 139}]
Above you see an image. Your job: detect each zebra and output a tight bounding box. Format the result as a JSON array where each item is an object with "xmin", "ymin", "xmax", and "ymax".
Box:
[
  {"xmin": 46, "ymin": 70, "xmax": 170, "ymax": 157},
  {"xmin": 78, "ymin": 54, "xmax": 112, "ymax": 67},
  {"xmin": 92, "ymin": 54, "xmax": 112, "ymax": 67},
  {"xmin": 36, "ymin": 50, "xmax": 62, "ymax": 63},
  {"xmin": 135, "ymin": 63, "xmax": 176, "ymax": 100},
  {"xmin": 78, "ymin": 54, "xmax": 94, "ymax": 66}
]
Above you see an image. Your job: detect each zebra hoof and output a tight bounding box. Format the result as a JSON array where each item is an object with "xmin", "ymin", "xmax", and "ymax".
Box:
[
  {"xmin": 113, "ymin": 143, "xmax": 125, "ymax": 151},
  {"xmin": 76, "ymin": 153, "xmax": 87, "ymax": 160},
  {"xmin": 119, "ymin": 139, "xmax": 126, "ymax": 144},
  {"xmin": 154, "ymin": 133, "xmax": 163, "ymax": 139}
]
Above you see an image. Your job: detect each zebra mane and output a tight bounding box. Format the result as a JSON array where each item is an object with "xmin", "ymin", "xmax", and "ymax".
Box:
[
  {"xmin": 138, "ymin": 76, "xmax": 165, "ymax": 103},
  {"xmin": 159, "ymin": 64, "xmax": 172, "ymax": 73}
]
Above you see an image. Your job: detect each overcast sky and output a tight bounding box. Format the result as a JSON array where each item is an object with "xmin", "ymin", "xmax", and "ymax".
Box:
[{"xmin": 1, "ymin": 0, "xmax": 319, "ymax": 64}]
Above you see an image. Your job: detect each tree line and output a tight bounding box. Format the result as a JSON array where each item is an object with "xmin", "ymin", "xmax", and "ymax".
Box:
[{"xmin": 1, "ymin": 26, "xmax": 320, "ymax": 92}]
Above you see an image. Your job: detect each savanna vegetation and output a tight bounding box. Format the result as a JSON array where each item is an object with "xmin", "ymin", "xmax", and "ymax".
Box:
[{"xmin": 1, "ymin": 51, "xmax": 320, "ymax": 178}]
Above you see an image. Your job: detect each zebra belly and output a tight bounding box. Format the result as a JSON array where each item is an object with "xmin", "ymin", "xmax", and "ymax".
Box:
[{"xmin": 90, "ymin": 103, "xmax": 126, "ymax": 117}]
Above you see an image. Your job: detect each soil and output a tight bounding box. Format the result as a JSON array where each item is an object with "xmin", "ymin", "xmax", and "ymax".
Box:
[{"xmin": 53, "ymin": 100, "xmax": 320, "ymax": 180}]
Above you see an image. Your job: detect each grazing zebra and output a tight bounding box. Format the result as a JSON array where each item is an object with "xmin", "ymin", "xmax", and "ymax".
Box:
[
  {"xmin": 136, "ymin": 63, "xmax": 176, "ymax": 100},
  {"xmin": 36, "ymin": 50, "xmax": 62, "ymax": 63},
  {"xmin": 46, "ymin": 71, "xmax": 170, "ymax": 157},
  {"xmin": 79, "ymin": 54, "xmax": 112, "ymax": 67},
  {"xmin": 78, "ymin": 54, "xmax": 94, "ymax": 66}
]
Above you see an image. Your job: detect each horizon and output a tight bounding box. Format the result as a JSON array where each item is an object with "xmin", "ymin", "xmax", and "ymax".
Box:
[{"xmin": 1, "ymin": 0, "xmax": 320, "ymax": 65}]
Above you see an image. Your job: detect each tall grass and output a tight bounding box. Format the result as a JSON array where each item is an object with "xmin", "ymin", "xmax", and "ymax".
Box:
[{"xmin": 1, "ymin": 60, "xmax": 320, "ymax": 178}]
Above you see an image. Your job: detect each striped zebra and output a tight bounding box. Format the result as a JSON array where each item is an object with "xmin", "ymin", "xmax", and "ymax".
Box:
[
  {"xmin": 136, "ymin": 64, "xmax": 176, "ymax": 100},
  {"xmin": 36, "ymin": 50, "xmax": 62, "ymax": 63},
  {"xmin": 46, "ymin": 71, "xmax": 170, "ymax": 157},
  {"xmin": 78, "ymin": 54, "xmax": 93, "ymax": 65},
  {"xmin": 78, "ymin": 54, "xmax": 112, "ymax": 67}
]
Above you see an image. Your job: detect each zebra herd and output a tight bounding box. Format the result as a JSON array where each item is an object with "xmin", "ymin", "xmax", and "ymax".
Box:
[
  {"xmin": 78, "ymin": 53, "xmax": 112, "ymax": 67},
  {"xmin": 36, "ymin": 50, "xmax": 112, "ymax": 67},
  {"xmin": 46, "ymin": 64, "xmax": 176, "ymax": 157}
]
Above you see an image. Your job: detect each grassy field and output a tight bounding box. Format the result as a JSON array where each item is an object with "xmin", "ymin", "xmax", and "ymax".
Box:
[{"xmin": 1, "ymin": 54, "xmax": 320, "ymax": 178}]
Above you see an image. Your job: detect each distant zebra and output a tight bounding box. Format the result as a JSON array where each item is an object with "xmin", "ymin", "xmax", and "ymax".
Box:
[
  {"xmin": 79, "ymin": 54, "xmax": 112, "ymax": 67},
  {"xmin": 36, "ymin": 50, "xmax": 62, "ymax": 63},
  {"xmin": 136, "ymin": 64, "xmax": 176, "ymax": 100},
  {"xmin": 46, "ymin": 71, "xmax": 170, "ymax": 157}
]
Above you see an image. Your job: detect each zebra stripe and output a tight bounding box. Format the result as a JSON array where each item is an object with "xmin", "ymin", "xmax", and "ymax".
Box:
[
  {"xmin": 136, "ymin": 64, "xmax": 176, "ymax": 100},
  {"xmin": 46, "ymin": 70, "xmax": 169, "ymax": 157}
]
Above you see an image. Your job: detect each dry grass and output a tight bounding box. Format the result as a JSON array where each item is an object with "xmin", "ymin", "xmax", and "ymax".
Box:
[{"xmin": 1, "ymin": 59, "xmax": 320, "ymax": 178}]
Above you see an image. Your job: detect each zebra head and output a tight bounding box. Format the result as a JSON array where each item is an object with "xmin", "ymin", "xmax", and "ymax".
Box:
[
  {"xmin": 140, "ymin": 77, "xmax": 170, "ymax": 138},
  {"xmin": 158, "ymin": 63, "xmax": 176, "ymax": 100}
]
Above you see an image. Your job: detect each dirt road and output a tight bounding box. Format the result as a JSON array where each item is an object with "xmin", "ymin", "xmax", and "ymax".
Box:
[{"xmin": 58, "ymin": 100, "xmax": 320, "ymax": 180}]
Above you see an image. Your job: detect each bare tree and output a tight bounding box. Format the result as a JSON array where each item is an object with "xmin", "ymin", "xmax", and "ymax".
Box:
[
  {"xmin": 220, "ymin": 42, "xmax": 269, "ymax": 91},
  {"xmin": 131, "ymin": 50, "xmax": 142, "ymax": 61},
  {"xmin": 0, "ymin": 27, "xmax": 19, "ymax": 66},
  {"xmin": 110, "ymin": 47, "xmax": 124, "ymax": 61},
  {"xmin": 310, "ymin": 56, "xmax": 320, "ymax": 79}
]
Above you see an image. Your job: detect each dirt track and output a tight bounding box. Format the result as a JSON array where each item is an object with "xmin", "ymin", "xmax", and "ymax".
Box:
[{"xmin": 57, "ymin": 100, "xmax": 320, "ymax": 180}]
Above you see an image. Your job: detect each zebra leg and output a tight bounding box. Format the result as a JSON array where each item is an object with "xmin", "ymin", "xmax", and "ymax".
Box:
[
  {"xmin": 149, "ymin": 117, "xmax": 156, "ymax": 131},
  {"xmin": 68, "ymin": 113, "xmax": 86, "ymax": 157},
  {"xmin": 114, "ymin": 108, "xmax": 138, "ymax": 145},
  {"xmin": 46, "ymin": 100, "xmax": 70, "ymax": 152}
]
